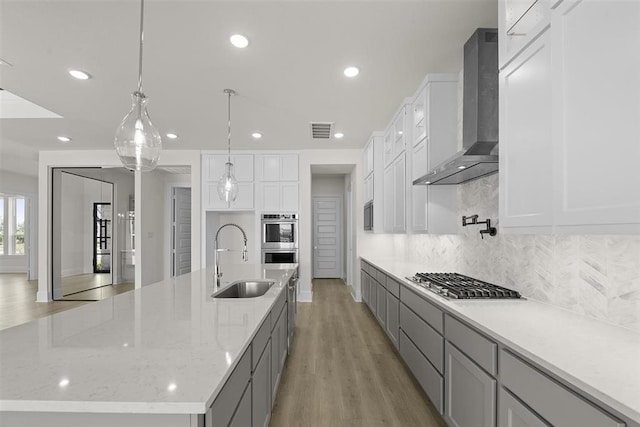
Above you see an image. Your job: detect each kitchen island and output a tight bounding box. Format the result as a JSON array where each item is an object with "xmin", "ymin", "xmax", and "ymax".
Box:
[{"xmin": 0, "ymin": 263, "xmax": 297, "ymax": 427}]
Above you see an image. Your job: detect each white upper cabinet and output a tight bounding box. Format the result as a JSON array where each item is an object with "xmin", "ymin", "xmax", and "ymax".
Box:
[
  {"xmin": 499, "ymin": 0, "xmax": 551, "ymax": 69},
  {"xmin": 256, "ymin": 153, "xmax": 299, "ymax": 213},
  {"xmin": 551, "ymin": 0, "xmax": 640, "ymax": 232},
  {"xmin": 384, "ymin": 103, "xmax": 410, "ymax": 167},
  {"xmin": 499, "ymin": 0, "xmax": 640, "ymax": 233},
  {"xmin": 499, "ymin": 28, "xmax": 553, "ymax": 230},
  {"xmin": 410, "ymin": 75, "xmax": 459, "ymax": 234},
  {"xmin": 364, "ymin": 140, "xmax": 375, "ymax": 177},
  {"xmin": 203, "ymin": 154, "xmax": 254, "ymax": 210},
  {"xmin": 204, "ymin": 154, "xmax": 254, "ymax": 182},
  {"xmin": 363, "ymin": 133, "xmax": 385, "ymax": 232},
  {"xmin": 258, "ymin": 154, "xmax": 298, "ymax": 182}
]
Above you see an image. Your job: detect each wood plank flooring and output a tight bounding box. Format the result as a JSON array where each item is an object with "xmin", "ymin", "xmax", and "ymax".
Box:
[
  {"xmin": 270, "ymin": 278, "xmax": 446, "ymax": 427},
  {"xmin": 0, "ymin": 273, "xmax": 133, "ymax": 331}
]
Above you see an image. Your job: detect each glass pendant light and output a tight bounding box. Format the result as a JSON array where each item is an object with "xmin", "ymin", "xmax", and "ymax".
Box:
[
  {"xmin": 217, "ymin": 89, "xmax": 239, "ymax": 202},
  {"xmin": 114, "ymin": 0, "xmax": 162, "ymax": 171}
]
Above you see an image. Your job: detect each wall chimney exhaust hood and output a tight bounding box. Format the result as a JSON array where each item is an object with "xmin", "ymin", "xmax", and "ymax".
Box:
[{"xmin": 414, "ymin": 28, "xmax": 498, "ymax": 186}]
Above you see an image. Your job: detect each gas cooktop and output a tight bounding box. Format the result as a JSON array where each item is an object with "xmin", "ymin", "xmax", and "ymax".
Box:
[{"xmin": 406, "ymin": 273, "xmax": 521, "ymax": 300}]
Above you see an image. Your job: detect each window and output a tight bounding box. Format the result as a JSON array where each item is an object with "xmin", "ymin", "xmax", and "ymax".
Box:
[{"xmin": 0, "ymin": 195, "xmax": 26, "ymax": 256}]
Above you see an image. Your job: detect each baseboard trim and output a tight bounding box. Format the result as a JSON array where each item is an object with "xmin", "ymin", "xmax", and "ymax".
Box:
[
  {"xmin": 0, "ymin": 267, "xmax": 27, "ymax": 273},
  {"xmin": 349, "ymin": 286, "xmax": 362, "ymax": 302},
  {"xmin": 298, "ymin": 290, "xmax": 313, "ymax": 302}
]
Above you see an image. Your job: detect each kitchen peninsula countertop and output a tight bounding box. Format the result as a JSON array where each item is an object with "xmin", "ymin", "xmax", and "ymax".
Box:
[
  {"xmin": 361, "ymin": 256, "xmax": 640, "ymax": 424},
  {"xmin": 0, "ymin": 263, "xmax": 297, "ymax": 414}
]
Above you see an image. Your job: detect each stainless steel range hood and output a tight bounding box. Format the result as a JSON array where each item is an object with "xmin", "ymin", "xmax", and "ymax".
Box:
[{"xmin": 414, "ymin": 28, "xmax": 498, "ymax": 186}]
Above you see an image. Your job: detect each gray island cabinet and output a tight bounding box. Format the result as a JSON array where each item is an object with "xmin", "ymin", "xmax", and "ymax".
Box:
[
  {"xmin": 360, "ymin": 258, "xmax": 640, "ymax": 427},
  {"xmin": 0, "ymin": 264, "xmax": 298, "ymax": 427}
]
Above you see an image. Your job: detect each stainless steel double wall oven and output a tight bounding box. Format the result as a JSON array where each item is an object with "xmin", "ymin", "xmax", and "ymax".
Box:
[{"xmin": 261, "ymin": 214, "xmax": 298, "ymax": 264}]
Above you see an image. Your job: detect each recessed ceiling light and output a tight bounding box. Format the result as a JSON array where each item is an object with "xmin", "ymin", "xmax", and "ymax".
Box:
[
  {"xmin": 57, "ymin": 136, "xmax": 72, "ymax": 143},
  {"xmin": 343, "ymin": 66, "xmax": 359, "ymax": 78},
  {"xmin": 58, "ymin": 378, "xmax": 70, "ymax": 388},
  {"xmin": 458, "ymin": 165, "xmax": 467, "ymax": 170},
  {"xmin": 424, "ymin": 181, "xmax": 431, "ymax": 185},
  {"xmin": 334, "ymin": 132, "xmax": 344, "ymax": 139},
  {"xmin": 167, "ymin": 383, "xmax": 177, "ymax": 392},
  {"xmin": 166, "ymin": 133, "xmax": 178, "ymax": 140},
  {"xmin": 251, "ymin": 132, "xmax": 263, "ymax": 139},
  {"xmin": 230, "ymin": 34, "xmax": 249, "ymax": 48},
  {"xmin": 68, "ymin": 69, "xmax": 91, "ymax": 80}
]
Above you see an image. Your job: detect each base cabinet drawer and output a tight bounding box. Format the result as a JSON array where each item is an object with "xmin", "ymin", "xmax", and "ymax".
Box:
[
  {"xmin": 445, "ymin": 314, "xmax": 496, "ymax": 376},
  {"xmin": 400, "ymin": 287, "xmax": 443, "ymax": 333},
  {"xmin": 499, "ymin": 387, "xmax": 550, "ymax": 427},
  {"xmin": 500, "ymin": 350, "xmax": 625, "ymax": 427},
  {"xmin": 400, "ymin": 303, "xmax": 444, "ymax": 373},
  {"xmin": 444, "ymin": 342, "xmax": 496, "ymax": 427},
  {"xmin": 399, "ymin": 331, "xmax": 443, "ymax": 413}
]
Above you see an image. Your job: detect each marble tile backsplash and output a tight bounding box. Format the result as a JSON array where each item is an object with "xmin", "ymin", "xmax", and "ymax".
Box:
[{"xmin": 360, "ymin": 174, "xmax": 640, "ymax": 332}]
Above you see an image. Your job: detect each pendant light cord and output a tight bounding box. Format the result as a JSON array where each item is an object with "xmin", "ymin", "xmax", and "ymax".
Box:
[
  {"xmin": 137, "ymin": 0, "xmax": 145, "ymax": 94},
  {"xmin": 225, "ymin": 89, "xmax": 236, "ymax": 164}
]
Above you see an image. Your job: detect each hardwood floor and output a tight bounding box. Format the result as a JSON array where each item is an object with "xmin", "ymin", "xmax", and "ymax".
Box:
[
  {"xmin": 270, "ymin": 278, "xmax": 446, "ymax": 427},
  {"xmin": 0, "ymin": 273, "xmax": 133, "ymax": 331}
]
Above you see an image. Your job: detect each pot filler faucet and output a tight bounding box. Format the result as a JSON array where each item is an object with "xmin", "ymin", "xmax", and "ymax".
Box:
[{"xmin": 214, "ymin": 223, "xmax": 248, "ymax": 288}]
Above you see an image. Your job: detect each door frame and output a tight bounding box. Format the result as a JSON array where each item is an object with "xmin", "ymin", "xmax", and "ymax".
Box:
[
  {"xmin": 312, "ymin": 195, "xmax": 343, "ymax": 279},
  {"xmin": 165, "ymin": 183, "xmax": 191, "ymax": 279}
]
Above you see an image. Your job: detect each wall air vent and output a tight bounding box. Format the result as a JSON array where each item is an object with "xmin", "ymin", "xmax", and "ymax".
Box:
[{"xmin": 310, "ymin": 122, "xmax": 333, "ymax": 139}]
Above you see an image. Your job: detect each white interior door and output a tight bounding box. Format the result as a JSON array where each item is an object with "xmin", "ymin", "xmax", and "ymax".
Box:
[
  {"xmin": 312, "ymin": 196, "xmax": 342, "ymax": 278},
  {"xmin": 172, "ymin": 187, "xmax": 191, "ymax": 277}
]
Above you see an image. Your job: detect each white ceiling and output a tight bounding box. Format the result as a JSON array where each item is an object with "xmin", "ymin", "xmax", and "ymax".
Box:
[{"xmin": 0, "ymin": 0, "xmax": 497, "ymax": 170}]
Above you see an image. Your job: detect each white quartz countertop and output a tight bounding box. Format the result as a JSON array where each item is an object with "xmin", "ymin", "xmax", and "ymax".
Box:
[
  {"xmin": 0, "ymin": 263, "xmax": 297, "ymax": 414},
  {"xmin": 361, "ymin": 256, "xmax": 640, "ymax": 424}
]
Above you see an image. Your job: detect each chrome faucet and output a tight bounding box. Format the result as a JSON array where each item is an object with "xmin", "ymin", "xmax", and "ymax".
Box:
[{"xmin": 214, "ymin": 223, "xmax": 248, "ymax": 288}]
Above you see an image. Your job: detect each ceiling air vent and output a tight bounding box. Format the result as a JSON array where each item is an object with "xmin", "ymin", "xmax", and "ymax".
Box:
[{"xmin": 310, "ymin": 122, "xmax": 333, "ymax": 139}]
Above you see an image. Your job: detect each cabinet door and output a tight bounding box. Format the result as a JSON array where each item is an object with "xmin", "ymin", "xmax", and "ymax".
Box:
[
  {"xmin": 383, "ymin": 165, "xmax": 394, "ymax": 232},
  {"xmin": 413, "ymin": 88, "xmax": 427, "ymax": 147},
  {"xmin": 364, "ymin": 175, "xmax": 373, "ymax": 204},
  {"xmin": 499, "ymin": 387, "xmax": 550, "ymax": 427},
  {"xmin": 393, "ymin": 107, "xmax": 407, "ymax": 158},
  {"xmin": 412, "ymin": 139, "xmax": 428, "ymax": 232},
  {"xmin": 376, "ymin": 283, "xmax": 387, "ymax": 327},
  {"xmin": 552, "ymin": 0, "xmax": 640, "ymax": 231},
  {"xmin": 229, "ymin": 183, "xmax": 254, "ymax": 210},
  {"xmin": 228, "ymin": 381, "xmax": 252, "ymax": 427},
  {"xmin": 280, "ymin": 183, "xmax": 298, "ymax": 212},
  {"xmin": 445, "ymin": 342, "xmax": 496, "ymax": 427},
  {"xmin": 386, "ymin": 293, "xmax": 399, "ymax": 348},
  {"xmin": 252, "ymin": 340, "xmax": 272, "ymax": 427},
  {"xmin": 207, "ymin": 154, "xmax": 254, "ymax": 182},
  {"xmin": 369, "ymin": 277, "xmax": 378, "ymax": 316},
  {"xmin": 278, "ymin": 304, "xmax": 288, "ymax": 372},
  {"xmin": 500, "ymin": 28, "xmax": 552, "ymax": 230},
  {"xmin": 393, "ymin": 155, "xmax": 406, "ymax": 233},
  {"xmin": 499, "ymin": 0, "xmax": 550, "ymax": 69},
  {"xmin": 204, "ymin": 183, "xmax": 229, "ymax": 210},
  {"xmin": 260, "ymin": 155, "xmax": 281, "ymax": 181},
  {"xmin": 280, "ymin": 154, "xmax": 299, "ymax": 181},
  {"xmin": 383, "ymin": 127, "xmax": 394, "ymax": 167},
  {"xmin": 260, "ymin": 183, "xmax": 280, "ymax": 212},
  {"xmin": 271, "ymin": 309, "xmax": 285, "ymax": 405},
  {"xmin": 364, "ymin": 140, "xmax": 374, "ymax": 176}
]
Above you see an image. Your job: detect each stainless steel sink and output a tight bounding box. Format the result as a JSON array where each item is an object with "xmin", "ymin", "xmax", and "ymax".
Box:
[{"xmin": 213, "ymin": 280, "xmax": 275, "ymax": 298}]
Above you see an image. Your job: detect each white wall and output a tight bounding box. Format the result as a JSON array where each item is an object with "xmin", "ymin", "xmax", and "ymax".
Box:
[
  {"xmin": 140, "ymin": 170, "xmax": 167, "ymax": 286},
  {"xmin": 299, "ymin": 150, "xmax": 361, "ymax": 302}
]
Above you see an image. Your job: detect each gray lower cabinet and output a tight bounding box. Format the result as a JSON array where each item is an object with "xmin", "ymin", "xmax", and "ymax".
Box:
[
  {"xmin": 499, "ymin": 387, "xmax": 550, "ymax": 427},
  {"xmin": 500, "ymin": 350, "xmax": 625, "ymax": 427},
  {"xmin": 271, "ymin": 303, "xmax": 288, "ymax": 405},
  {"xmin": 361, "ymin": 270, "xmax": 369, "ymax": 305},
  {"xmin": 228, "ymin": 381, "xmax": 252, "ymax": 427},
  {"xmin": 399, "ymin": 303, "xmax": 443, "ymax": 373},
  {"xmin": 369, "ymin": 276, "xmax": 377, "ymax": 316},
  {"xmin": 207, "ymin": 348, "xmax": 252, "ymax": 427},
  {"xmin": 252, "ymin": 340, "xmax": 272, "ymax": 427},
  {"xmin": 399, "ymin": 330, "xmax": 444, "ymax": 413},
  {"xmin": 444, "ymin": 342, "xmax": 496, "ymax": 427},
  {"xmin": 376, "ymin": 282, "xmax": 387, "ymax": 327},
  {"xmin": 385, "ymin": 292, "xmax": 399, "ymax": 348}
]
